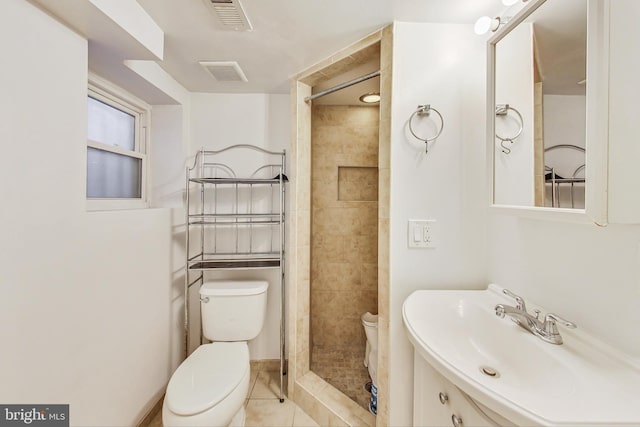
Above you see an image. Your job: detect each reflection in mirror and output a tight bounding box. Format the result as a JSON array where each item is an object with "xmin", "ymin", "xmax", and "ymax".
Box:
[{"xmin": 493, "ymin": 0, "xmax": 587, "ymax": 209}]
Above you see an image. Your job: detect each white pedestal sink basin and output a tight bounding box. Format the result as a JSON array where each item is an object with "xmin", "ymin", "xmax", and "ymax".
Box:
[{"xmin": 403, "ymin": 285, "xmax": 640, "ymax": 426}]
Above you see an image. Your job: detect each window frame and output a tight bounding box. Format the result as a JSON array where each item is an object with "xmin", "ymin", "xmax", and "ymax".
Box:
[{"xmin": 86, "ymin": 73, "xmax": 151, "ymax": 211}]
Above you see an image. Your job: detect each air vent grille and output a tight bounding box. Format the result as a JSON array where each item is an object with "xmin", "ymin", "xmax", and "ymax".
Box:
[
  {"xmin": 204, "ymin": 0, "xmax": 252, "ymax": 31},
  {"xmin": 199, "ymin": 61, "xmax": 248, "ymax": 82}
]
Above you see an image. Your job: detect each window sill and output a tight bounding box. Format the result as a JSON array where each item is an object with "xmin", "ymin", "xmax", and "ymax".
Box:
[{"xmin": 86, "ymin": 198, "xmax": 149, "ymax": 212}]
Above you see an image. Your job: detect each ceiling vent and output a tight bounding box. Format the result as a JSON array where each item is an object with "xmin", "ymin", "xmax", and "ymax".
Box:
[
  {"xmin": 203, "ymin": 0, "xmax": 253, "ymax": 31},
  {"xmin": 199, "ymin": 61, "xmax": 248, "ymax": 82}
]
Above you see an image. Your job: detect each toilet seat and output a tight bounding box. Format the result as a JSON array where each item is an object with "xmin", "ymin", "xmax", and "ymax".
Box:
[{"xmin": 165, "ymin": 342, "xmax": 249, "ymax": 416}]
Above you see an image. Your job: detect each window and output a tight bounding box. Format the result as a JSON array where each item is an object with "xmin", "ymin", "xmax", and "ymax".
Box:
[{"xmin": 87, "ymin": 74, "xmax": 150, "ymax": 210}]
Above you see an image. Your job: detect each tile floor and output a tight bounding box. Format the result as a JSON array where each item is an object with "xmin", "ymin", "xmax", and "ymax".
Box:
[
  {"xmin": 310, "ymin": 344, "xmax": 372, "ymax": 411},
  {"xmin": 149, "ymin": 364, "xmax": 319, "ymax": 427}
]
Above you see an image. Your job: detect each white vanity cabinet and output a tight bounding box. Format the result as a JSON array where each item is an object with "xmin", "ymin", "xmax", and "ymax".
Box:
[{"xmin": 413, "ymin": 352, "xmax": 516, "ymax": 427}]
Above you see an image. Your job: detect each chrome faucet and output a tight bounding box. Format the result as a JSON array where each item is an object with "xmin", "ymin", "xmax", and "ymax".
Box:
[{"xmin": 495, "ymin": 289, "xmax": 577, "ymax": 345}]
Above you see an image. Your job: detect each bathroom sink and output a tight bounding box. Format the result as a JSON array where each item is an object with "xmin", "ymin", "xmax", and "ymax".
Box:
[{"xmin": 402, "ymin": 285, "xmax": 640, "ymax": 426}]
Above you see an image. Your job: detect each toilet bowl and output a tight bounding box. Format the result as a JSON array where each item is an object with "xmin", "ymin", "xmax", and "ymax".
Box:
[
  {"xmin": 361, "ymin": 312, "xmax": 378, "ymax": 383},
  {"xmin": 163, "ymin": 342, "xmax": 250, "ymax": 427},
  {"xmin": 163, "ymin": 280, "xmax": 269, "ymax": 427}
]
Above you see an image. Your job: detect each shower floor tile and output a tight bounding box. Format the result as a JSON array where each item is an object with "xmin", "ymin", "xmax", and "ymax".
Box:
[{"xmin": 310, "ymin": 344, "xmax": 372, "ymax": 412}]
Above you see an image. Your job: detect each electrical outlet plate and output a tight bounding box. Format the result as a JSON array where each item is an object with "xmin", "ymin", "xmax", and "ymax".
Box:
[{"xmin": 408, "ymin": 219, "xmax": 436, "ymax": 248}]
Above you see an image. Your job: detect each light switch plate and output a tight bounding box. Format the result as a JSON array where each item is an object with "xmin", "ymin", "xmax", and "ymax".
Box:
[{"xmin": 408, "ymin": 219, "xmax": 436, "ymax": 248}]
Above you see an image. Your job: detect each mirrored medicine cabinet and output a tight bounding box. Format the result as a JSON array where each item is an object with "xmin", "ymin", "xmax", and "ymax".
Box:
[{"xmin": 486, "ymin": 0, "xmax": 640, "ymax": 225}]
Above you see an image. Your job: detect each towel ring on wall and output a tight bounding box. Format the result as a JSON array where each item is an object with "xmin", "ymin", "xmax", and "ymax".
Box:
[
  {"xmin": 495, "ymin": 104, "xmax": 524, "ymax": 154},
  {"xmin": 409, "ymin": 104, "xmax": 444, "ymax": 153}
]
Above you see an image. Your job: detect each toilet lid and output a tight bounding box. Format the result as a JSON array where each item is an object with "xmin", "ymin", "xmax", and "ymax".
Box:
[{"xmin": 166, "ymin": 342, "xmax": 249, "ymax": 416}]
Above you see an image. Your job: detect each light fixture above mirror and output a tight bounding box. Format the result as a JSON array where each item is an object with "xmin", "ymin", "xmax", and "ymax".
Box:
[
  {"xmin": 475, "ymin": 0, "xmax": 531, "ymax": 35},
  {"xmin": 474, "ymin": 16, "xmax": 503, "ymax": 35}
]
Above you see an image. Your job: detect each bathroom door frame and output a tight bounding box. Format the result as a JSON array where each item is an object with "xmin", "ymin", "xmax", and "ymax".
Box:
[{"xmin": 288, "ymin": 25, "xmax": 392, "ymax": 427}]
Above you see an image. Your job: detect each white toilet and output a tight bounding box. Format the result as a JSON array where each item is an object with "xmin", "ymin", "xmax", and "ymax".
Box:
[
  {"xmin": 361, "ymin": 312, "xmax": 378, "ymax": 383},
  {"xmin": 163, "ymin": 280, "xmax": 269, "ymax": 427}
]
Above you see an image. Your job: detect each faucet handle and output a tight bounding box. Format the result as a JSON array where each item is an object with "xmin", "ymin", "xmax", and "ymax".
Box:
[
  {"xmin": 541, "ymin": 313, "xmax": 577, "ymax": 344},
  {"xmin": 502, "ymin": 289, "xmax": 527, "ymax": 311},
  {"xmin": 544, "ymin": 313, "xmax": 577, "ymax": 330}
]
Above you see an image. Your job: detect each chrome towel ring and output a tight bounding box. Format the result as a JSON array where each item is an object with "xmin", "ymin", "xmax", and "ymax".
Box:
[
  {"xmin": 495, "ymin": 104, "xmax": 524, "ymax": 154},
  {"xmin": 409, "ymin": 104, "xmax": 444, "ymax": 153}
]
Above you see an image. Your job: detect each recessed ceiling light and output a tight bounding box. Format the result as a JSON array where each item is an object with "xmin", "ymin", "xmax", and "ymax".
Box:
[{"xmin": 359, "ymin": 92, "xmax": 380, "ymax": 104}]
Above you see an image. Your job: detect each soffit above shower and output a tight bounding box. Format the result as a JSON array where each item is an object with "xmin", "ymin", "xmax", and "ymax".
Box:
[{"xmin": 312, "ymin": 56, "xmax": 380, "ymax": 106}]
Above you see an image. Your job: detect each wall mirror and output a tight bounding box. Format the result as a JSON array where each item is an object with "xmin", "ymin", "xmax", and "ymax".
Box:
[{"xmin": 489, "ymin": 0, "xmax": 589, "ymax": 211}]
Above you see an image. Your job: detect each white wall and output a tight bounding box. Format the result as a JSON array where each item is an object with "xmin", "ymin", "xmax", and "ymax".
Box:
[
  {"xmin": 494, "ymin": 24, "xmax": 535, "ymax": 206},
  {"xmin": 0, "ymin": 1, "xmax": 178, "ymax": 425},
  {"xmin": 187, "ymin": 93, "xmax": 290, "ymax": 360},
  {"xmin": 486, "ymin": 217, "xmax": 640, "ymax": 357},
  {"xmin": 389, "ymin": 22, "xmax": 487, "ymax": 426}
]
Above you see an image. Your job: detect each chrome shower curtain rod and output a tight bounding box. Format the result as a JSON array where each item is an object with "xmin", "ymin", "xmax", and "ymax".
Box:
[{"xmin": 304, "ymin": 70, "xmax": 381, "ymax": 102}]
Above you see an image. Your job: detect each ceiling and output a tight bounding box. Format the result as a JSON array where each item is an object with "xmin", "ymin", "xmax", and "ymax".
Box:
[
  {"xmin": 30, "ymin": 0, "xmax": 503, "ymax": 103},
  {"xmin": 29, "ymin": 0, "xmax": 586, "ymax": 104}
]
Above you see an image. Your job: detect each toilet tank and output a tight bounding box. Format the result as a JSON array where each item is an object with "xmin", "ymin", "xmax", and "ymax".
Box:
[{"xmin": 199, "ymin": 280, "xmax": 269, "ymax": 342}]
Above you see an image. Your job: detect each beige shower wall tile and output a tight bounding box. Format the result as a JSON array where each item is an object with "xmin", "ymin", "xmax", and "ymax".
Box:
[
  {"xmin": 313, "ymin": 107, "xmax": 350, "ymax": 127},
  {"xmin": 294, "ymin": 380, "xmax": 330, "ymax": 427},
  {"xmin": 380, "ymin": 25, "xmax": 393, "ymax": 70},
  {"xmin": 376, "ymin": 315, "xmax": 390, "ymax": 426},
  {"xmin": 312, "ymin": 262, "xmax": 361, "ymax": 291},
  {"xmin": 360, "ymin": 184, "xmax": 379, "ymax": 203},
  {"xmin": 379, "ymin": 118, "xmax": 391, "ymax": 169},
  {"xmin": 344, "ymin": 106, "xmax": 380, "ymax": 126},
  {"xmin": 312, "ymin": 235, "xmax": 346, "ymax": 263},
  {"xmin": 311, "ymin": 290, "xmax": 376, "ymax": 347},
  {"xmin": 357, "ymin": 205, "xmax": 378, "ymax": 235},
  {"xmin": 297, "ymin": 315, "xmax": 310, "ymax": 356},
  {"xmin": 310, "ymin": 290, "xmax": 341, "ymax": 315},
  {"xmin": 361, "ymin": 263, "xmax": 378, "ymax": 292},
  {"xmin": 378, "ymin": 168, "xmax": 390, "ymax": 219},
  {"xmin": 311, "ymin": 315, "xmax": 363, "ymax": 347},
  {"xmin": 346, "ymin": 36, "xmax": 381, "ymax": 65},
  {"xmin": 312, "ymin": 160, "xmax": 343, "ymax": 183},
  {"xmin": 318, "ymin": 383, "xmax": 371, "ymax": 427},
  {"xmin": 338, "ymin": 181, "xmax": 378, "ymax": 203},
  {"xmin": 338, "ymin": 167, "xmax": 378, "ymax": 202},
  {"xmin": 313, "ymin": 106, "xmax": 380, "ymax": 129},
  {"xmin": 312, "ymin": 126, "xmax": 346, "ymax": 156},
  {"xmin": 312, "ymin": 178, "xmax": 339, "ymax": 208},
  {"xmin": 298, "ymin": 244, "xmax": 311, "ymax": 281},
  {"xmin": 356, "ymin": 290, "xmax": 378, "ymax": 316},
  {"xmin": 313, "ymin": 207, "xmax": 362, "ymax": 236},
  {"xmin": 297, "ymin": 210, "xmax": 311, "ymax": 247},
  {"xmin": 344, "ymin": 234, "xmax": 378, "ymax": 264},
  {"xmin": 377, "ymin": 271, "xmax": 389, "ymax": 317},
  {"xmin": 296, "ymin": 279, "xmax": 310, "ymax": 320},
  {"xmin": 341, "ymin": 167, "xmax": 377, "ymax": 186},
  {"xmin": 343, "ymin": 140, "xmax": 378, "ymax": 163},
  {"xmin": 296, "ymin": 349, "xmax": 310, "ymax": 377}
]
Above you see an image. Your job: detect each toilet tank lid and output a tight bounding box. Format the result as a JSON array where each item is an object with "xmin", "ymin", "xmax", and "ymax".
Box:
[{"xmin": 200, "ymin": 280, "xmax": 268, "ymax": 296}]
